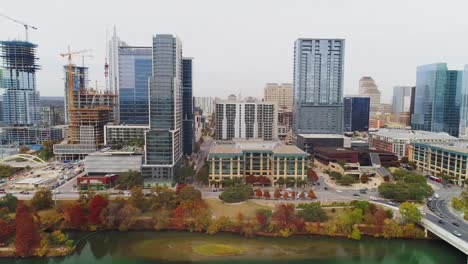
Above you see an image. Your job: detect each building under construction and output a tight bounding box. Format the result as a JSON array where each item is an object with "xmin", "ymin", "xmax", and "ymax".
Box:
[
  {"xmin": 54, "ymin": 61, "xmax": 117, "ymax": 161},
  {"xmin": 0, "ymin": 41, "xmax": 40, "ymax": 126}
]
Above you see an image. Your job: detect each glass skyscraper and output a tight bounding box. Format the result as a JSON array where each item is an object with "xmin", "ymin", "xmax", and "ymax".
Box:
[
  {"xmin": 182, "ymin": 58, "xmax": 194, "ymax": 155},
  {"xmin": 0, "ymin": 41, "xmax": 40, "ymax": 126},
  {"xmin": 343, "ymin": 96, "xmax": 370, "ymax": 132},
  {"xmin": 142, "ymin": 35, "xmax": 183, "ymax": 181},
  {"xmin": 118, "ymin": 47, "xmax": 152, "ymax": 125},
  {"xmin": 293, "ymin": 39, "xmax": 344, "ymax": 136},
  {"xmin": 459, "ymin": 65, "xmax": 468, "ymax": 138},
  {"xmin": 411, "ymin": 63, "xmax": 462, "ymax": 137}
]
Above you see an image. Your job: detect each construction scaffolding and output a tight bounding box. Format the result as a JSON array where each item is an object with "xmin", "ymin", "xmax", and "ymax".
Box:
[{"xmin": 0, "ymin": 41, "xmax": 40, "ymax": 73}]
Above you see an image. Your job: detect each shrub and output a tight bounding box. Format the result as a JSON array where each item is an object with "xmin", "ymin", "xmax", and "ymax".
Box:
[{"xmin": 220, "ymin": 185, "xmax": 253, "ymax": 203}]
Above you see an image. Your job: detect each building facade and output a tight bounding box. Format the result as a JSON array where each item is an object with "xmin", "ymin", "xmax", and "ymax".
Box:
[
  {"xmin": 411, "ymin": 63, "xmax": 462, "ymax": 137},
  {"xmin": 358, "ymin": 77, "xmax": 381, "ymax": 117},
  {"xmin": 207, "ymin": 141, "xmax": 308, "ymax": 187},
  {"xmin": 409, "ymin": 143, "xmax": 468, "ymax": 186},
  {"xmin": 117, "ymin": 46, "xmax": 152, "ymax": 125},
  {"xmin": 0, "ymin": 126, "xmax": 63, "ymax": 145},
  {"xmin": 293, "ymin": 39, "xmax": 344, "ymax": 135},
  {"xmin": 63, "ymin": 65, "xmax": 88, "ymax": 123},
  {"xmin": 459, "ymin": 65, "xmax": 468, "ymax": 138},
  {"xmin": 369, "ymin": 128, "xmax": 458, "ymax": 159},
  {"xmin": 0, "ymin": 41, "xmax": 40, "ymax": 126},
  {"xmin": 104, "ymin": 124, "xmax": 149, "ymax": 145},
  {"xmin": 194, "ymin": 97, "xmax": 215, "ymax": 116},
  {"xmin": 215, "ymin": 99, "xmax": 277, "ymax": 141},
  {"xmin": 142, "ymin": 34, "xmax": 183, "ymax": 181},
  {"xmin": 264, "ymin": 83, "xmax": 293, "ymax": 110},
  {"xmin": 343, "ymin": 96, "xmax": 370, "ymax": 132},
  {"xmin": 182, "ymin": 58, "xmax": 194, "ymax": 155}
]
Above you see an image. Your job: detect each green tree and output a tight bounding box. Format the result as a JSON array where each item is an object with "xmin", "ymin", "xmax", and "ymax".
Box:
[
  {"xmin": 350, "ymin": 226, "xmax": 361, "ymax": 240},
  {"xmin": 129, "ymin": 187, "xmax": 148, "ymax": 211},
  {"xmin": 0, "ymin": 193, "xmax": 18, "ymax": 212},
  {"xmin": 50, "ymin": 230, "xmax": 67, "ymax": 245},
  {"xmin": 0, "ymin": 165, "xmax": 21, "ymax": 178},
  {"xmin": 297, "ymin": 203, "xmax": 328, "ymax": 222},
  {"xmin": 175, "ymin": 166, "xmax": 194, "ymax": 183},
  {"xmin": 329, "ymin": 171, "xmax": 343, "ymax": 180},
  {"xmin": 337, "ymin": 175, "xmax": 356, "ymax": 185},
  {"xmin": 399, "ymin": 202, "xmax": 422, "ymax": 223},
  {"xmin": 220, "ymin": 184, "xmax": 253, "ymax": 203},
  {"xmin": 31, "ymin": 188, "xmax": 53, "ymax": 210},
  {"xmin": 38, "ymin": 141, "xmax": 57, "ymax": 161},
  {"xmin": 195, "ymin": 164, "xmax": 209, "ymax": 185},
  {"xmin": 128, "ymin": 137, "xmax": 144, "ymax": 147},
  {"xmin": 117, "ymin": 170, "xmax": 143, "ymax": 189},
  {"xmin": 178, "ymin": 186, "xmax": 202, "ymax": 201}
]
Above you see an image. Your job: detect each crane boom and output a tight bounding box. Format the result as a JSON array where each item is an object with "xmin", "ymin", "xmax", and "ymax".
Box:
[{"xmin": 0, "ymin": 13, "xmax": 38, "ymax": 41}]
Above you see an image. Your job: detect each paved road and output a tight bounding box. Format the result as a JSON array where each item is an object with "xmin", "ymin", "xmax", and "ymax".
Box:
[{"xmin": 195, "ymin": 137, "xmax": 214, "ymax": 173}]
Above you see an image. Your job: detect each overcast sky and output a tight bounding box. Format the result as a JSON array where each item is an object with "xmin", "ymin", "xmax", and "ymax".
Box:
[{"xmin": 2, "ymin": 0, "xmax": 468, "ymax": 103}]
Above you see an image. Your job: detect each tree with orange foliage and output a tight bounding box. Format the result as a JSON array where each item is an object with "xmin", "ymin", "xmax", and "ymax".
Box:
[
  {"xmin": 255, "ymin": 188, "xmax": 263, "ymax": 198},
  {"xmin": 283, "ymin": 192, "xmax": 289, "ymax": 199},
  {"xmin": 263, "ymin": 190, "xmax": 271, "ymax": 199},
  {"xmin": 274, "ymin": 189, "xmax": 281, "ymax": 199},
  {"xmin": 0, "ymin": 220, "xmax": 14, "ymax": 243},
  {"xmin": 308, "ymin": 189, "xmax": 317, "ymax": 199},
  {"xmin": 272, "ymin": 204, "xmax": 296, "ymax": 230},
  {"xmin": 15, "ymin": 202, "xmax": 40, "ymax": 257},
  {"xmin": 64, "ymin": 203, "xmax": 87, "ymax": 229},
  {"xmin": 373, "ymin": 208, "xmax": 388, "ymax": 225},
  {"xmin": 299, "ymin": 191, "xmax": 305, "ymax": 200},
  {"xmin": 88, "ymin": 195, "xmax": 108, "ymax": 225},
  {"xmin": 308, "ymin": 168, "xmax": 319, "ymax": 182}
]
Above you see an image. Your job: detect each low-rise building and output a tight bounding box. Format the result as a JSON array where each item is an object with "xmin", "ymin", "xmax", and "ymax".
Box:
[
  {"xmin": 369, "ymin": 129, "xmax": 457, "ymax": 159},
  {"xmin": 76, "ymin": 174, "xmax": 117, "ymax": 190},
  {"xmin": 0, "ymin": 126, "xmax": 64, "ymax": 146},
  {"xmin": 409, "ymin": 143, "xmax": 468, "ymax": 186},
  {"xmin": 104, "ymin": 124, "xmax": 149, "ymax": 145},
  {"xmin": 84, "ymin": 147, "xmax": 143, "ymax": 174},
  {"xmin": 207, "ymin": 140, "xmax": 308, "ymax": 187},
  {"xmin": 295, "ymin": 134, "xmax": 348, "ymax": 154}
]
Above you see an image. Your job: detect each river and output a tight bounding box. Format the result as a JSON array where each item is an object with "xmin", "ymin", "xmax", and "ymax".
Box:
[{"xmin": 0, "ymin": 231, "xmax": 465, "ymax": 263}]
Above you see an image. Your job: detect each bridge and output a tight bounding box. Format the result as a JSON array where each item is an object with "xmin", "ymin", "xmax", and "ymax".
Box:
[
  {"xmin": 0, "ymin": 154, "xmax": 46, "ymax": 164},
  {"xmin": 420, "ymin": 217, "xmax": 468, "ymax": 262}
]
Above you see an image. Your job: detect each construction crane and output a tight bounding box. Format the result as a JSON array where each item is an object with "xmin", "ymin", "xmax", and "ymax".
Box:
[
  {"xmin": 60, "ymin": 47, "xmax": 92, "ymax": 112},
  {"xmin": 0, "ymin": 13, "xmax": 37, "ymax": 42}
]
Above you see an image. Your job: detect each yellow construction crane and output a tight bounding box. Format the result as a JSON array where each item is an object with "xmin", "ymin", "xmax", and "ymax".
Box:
[
  {"xmin": 0, "ymin": 13, "xmax": 37, "ymax": 42},
  {"xmin": 60, "ymin": 47, "xmax": 92, "ymax": 111}
]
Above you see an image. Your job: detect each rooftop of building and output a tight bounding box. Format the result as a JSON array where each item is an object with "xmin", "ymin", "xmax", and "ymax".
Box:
[
  {"xmin": 298, "ymin": 134, "xmax": 345, "ymax": 139},
  {"xmin": 89, "ymin": 146, "xmax": 143, "ymax": 156},
  {"xmin": 370, "ymin": 129, "xmax": 457, "ymax": 140},
  {"xmin": 209, "ymin": 140, "xmax": 307, "ymax": 156},
  {"xmin": 314, "ymin": 147, "xmax": 357, "ymax": 154},
  {"xmin": 412, "ymin": 142, "xmax": 468, "ymax": 154},
  {"xmin": 217, "ymin": 99, "xmax": 277, "ymax": 105}
]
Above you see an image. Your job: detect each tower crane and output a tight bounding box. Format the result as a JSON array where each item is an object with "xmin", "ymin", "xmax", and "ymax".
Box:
[
  {"xmin": 60, "ymin": 47, "xmax": 92, "ymax": 112},
  {"xmin": 0, "ymin": 13, "xmax": 37, "ymax": 42}
]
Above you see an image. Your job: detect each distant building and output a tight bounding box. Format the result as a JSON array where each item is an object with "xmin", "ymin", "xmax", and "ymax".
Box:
[
  {"xmin": 295, "ymin": 134, "xmax": 347, "ymax": 154},
  {"xmin": 207, "ymin": 140, "xmax": 308, "ymax": 187},
  {"xmin": 369, "ymin": 128, "xmax": 458, "ymax": 159},
  {"xmin": 293, "ymin": 39, "xmax": 344, "ymax": 135},
  {"xmin": 343, "ymin": 96, "xmax": 370, "ymax": 132},
  {"xmin": 409, "ymin": 143, "xmax": 468, "ymax": 186},
  {"xmin": 40, "ymin": 106, "xmax": 65, "ymax": 126},
  {"xmin": 264, "ymin": 83, "xmax": 293, "ymax": 110},
  {"xmin": 215, "ymin": 99, "xmax": 277, "ymax": 141},
  {"xmin": 392, "ymin": 86, "xmax": 414, "ymax": 126},
  {"xmin": 194, "ymin": 97, "xmax": 216, "ymax": 116},
  {"xmin": 182, "ymin": 58, "xmax": 194, "ymax": 155},
  {"xmin": 0, "ymin": 41, "xmax": 40, "ymax": 126},
  {"xmin": 412, "ymin": 63, "xmax": 462, "ymax": 137},
  {"xmin": 459, "ymin": 65, "xmax": 468, "ymax": 139},
  {"xmin": 358, "ymin": 77, "xmax": 381, "ymax": 117},
  {"xmin": 0, "ymin": 126, "xmax": 64, "ymax": 145}
]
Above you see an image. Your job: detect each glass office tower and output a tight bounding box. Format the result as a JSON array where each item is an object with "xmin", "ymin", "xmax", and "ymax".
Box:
[
  {"xmin": 182, "ymin": 58, "xmax": 194, "ymax": 155},
  {"xmin": 142, "ymin": 35, "xmax": 183, "ymax": 181},
  {"xmin": 118, "ymin": 47, "xmax": 152, "ymax": 125},
  {"xmin": 343, "ymin": 96, "xmax": 370, "ymax": 132},
  {"xmin": 411, "ymin": 63, "xmax": 462, "ymax": 137},
  {"xmin": 292, "ymin": 39, "xmax": 345, "ymax": 136}
]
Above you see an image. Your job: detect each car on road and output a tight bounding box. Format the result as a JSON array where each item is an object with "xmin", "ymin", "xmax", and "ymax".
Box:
[
  {"xmin": 370, "ymin": 196, "xmax": 377, "ymax": 201},
  {"xmin": 438, "ymin": 220, "xmax": 444, "ymax": 224},
  {"xmin": 428, "ymin": 197, "xmax": 433, "ymax": 201},
  {"xmin": 452, "ymin": 222, "xmax": 460, "ymax": 227},
  {"xmin": 438, "ymin": 213, "xmax": 444, "ymax": 218},
  {"xmin": 359, "ymin": 190, "xmax": 367, "ymax": 194},
  {"xmin": 19, "ymin": 191, "xmax": 29, "ymax": 195},
  {"xmin": 371, "ymin": 188, "xmax": 377, "ymax": 192},
  {"xmin": 324, "ymin": 187, "xmax": 329, "ymax": 190},
  {"xmin": 434, "ymin": 193, "xmax": 440, "ymax": 199},
  {"xmin": 388, "ymin": 201, "xmax": 396, "ymax": 206},
  {"xmin": 53, "ymin": 190, "xmax": 60, "ymax": 194},
  {"xmin": 353, "ymin": 193, "xmax": 360, "ymax": 197},
  {"xmin": 0, "ymin": 190, "xmax": 6, "ymax": 194},
  {"xmin": 452, "ymin": 230, "xmax": 462, "ymax": 237},
  {"xmin": 336, "ymin": 190, "xmax": 342, "ymax": 193}
]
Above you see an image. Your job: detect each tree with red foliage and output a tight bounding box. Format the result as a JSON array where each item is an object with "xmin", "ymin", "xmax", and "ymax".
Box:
[
  {"xmin": 308, "ymin": 168, "xmax": 319, "ymax": 182},
  {"xmin": 0, "ymin": 220, "xmax": 15, "ymax": 243},
  {"xmin": 256, "ymin": 212, "xmax": 267, "ymax": 229},
  {"xmin": 282, "ymin": 192, "xmax": 289, "ymax": 199},
  {"xmin": 373, "ymin": 209, "xmax": 388, "ymax": 225},
  {"xmin": 88, "ymin": 195, "xmax": 108, "ymax": 225},
  {"xmin": 274, "ymin": 189, "xmax": 281, "ymax": 199},
  {"xmin": 272, "ymin": 204, "xmax": 296, "ymax": 230},
  {"xmin": 308, "ymin": 189, "xmax": 317, "ymax": 199},
  {"xmin": 245, "ymin": 175, "xmax": 256, "ymax": 184},
  {"xmin": 64, "ymin": 203, "xmax": 87, "ymax": 229},
  {"xmin": 255, "ymin": 188, "xmax": 263, "ymax": 198},
  {"xmin": 175, "ymin": 183, "xmax": 188, "ymax": 194},
  {"xmin": 15, "ymin": 202, "xmax": 40, "ymax": 257},
  {"xmin": 258, "ymin": 176, "xmax": 271, "ymax": 186},
  {"xmin": 263, "ymin": 190, "xmax": 271, "ymax": 199}
]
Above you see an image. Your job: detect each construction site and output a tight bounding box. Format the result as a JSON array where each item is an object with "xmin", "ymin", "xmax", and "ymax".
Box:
[{"xmin": 53, "ymin": 48, "xmax": 117, "ymax": 161}]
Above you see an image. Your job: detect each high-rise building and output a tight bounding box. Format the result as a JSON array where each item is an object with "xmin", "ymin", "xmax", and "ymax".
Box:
[
  {"xmin": 63, "ymin": 65, "xmax": 88, "ymax": 123},
  {"xmin": 0, "ymin": 41, "xmax": 40, "ymax": 126},
  {"xmin": 358, "ymin": 76, "xmax": 381, "ymax": 117},
  {"xmin": 182, "ymin": 58, "xmax": 194, "ymax": 155},
  {"xmin": 108, "ymin": 28, "xmax": 152, "ymax": 125},
  {"xmin": 343, "ymin": 96, "xmax": 370, "ymax": 132},
  {"xmin": 141, "ymin": 35, "xmax": 183, "ymax": 181},
  {"xmin": 215, "ymin": 99, "xmax": 277, "ymax": 141},
  {"xmin": 392, "ymin": 86, "xmax": 414, "ymax": 126},
  {"xmin": 194, "ymin": 97, "xmax": 216, "ymax": 116},
  {"xmin": 264, "ymin": 83, "xmax": 293, "ymax": 110},
  {"xmin": 411, "ymin": 63, "xmax": 462, "ymax": 137},
  {"xmin": 460, "ymin": 65, "xmax": 468, "ymax": 138},
  {"xmin": 293, "ymin": 39, "xmax": 344, "ymax": 135}
]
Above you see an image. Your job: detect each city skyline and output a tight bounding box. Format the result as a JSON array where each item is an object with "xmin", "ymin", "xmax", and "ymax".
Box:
[{"xmin": 2, "ymin": 0, "xmax": 468, "ymax": 102}]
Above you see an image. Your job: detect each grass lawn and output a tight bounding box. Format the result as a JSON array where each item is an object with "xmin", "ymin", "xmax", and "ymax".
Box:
[
  {"xmin": 193, "ymin": 244, "xmax": 243, "ymax": 257},
  {"xmin": 204, "ymin": 198, "xmax": 269, "ymax": 218}
]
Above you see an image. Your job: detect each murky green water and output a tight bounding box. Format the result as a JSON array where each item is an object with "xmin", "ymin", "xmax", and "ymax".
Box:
[{"xmin": 0, "ymin": 231, "xmax": 465, "ymax": 263}]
